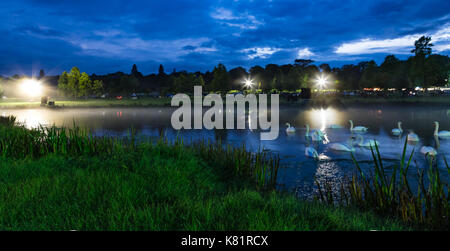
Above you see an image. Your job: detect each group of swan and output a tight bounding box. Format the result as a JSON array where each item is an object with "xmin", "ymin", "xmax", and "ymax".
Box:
[
  {"xmin": 391, "ymin": 121, "xmax": 449, "ymax": 139},
  {"xmin": 391, "ymin": 121, "xmax": 420, "ymax": 142},
  {"xmin": 287, "ymin": 120, "xmax": 449, "ymax": 159},
  {"xmin": 391, "ymin": 121, "xmax": 449, "ymax": 157},
  {"xmin": 285, "ymin": 120, "xmax": 365, "ymax": 158}
]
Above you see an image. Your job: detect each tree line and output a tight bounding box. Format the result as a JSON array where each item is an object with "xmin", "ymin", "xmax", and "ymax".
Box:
[
  {"xmin": 83, "ymin": 36, "xmax": 447, "ymax": 97},
  {"xmin": 2, "ymin": 36, "xmax": 448, "ymax": 98}
]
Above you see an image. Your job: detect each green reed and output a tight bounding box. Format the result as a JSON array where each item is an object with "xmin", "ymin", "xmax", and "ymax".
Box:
[
  {"xmin": 191, "ymin": 139, "xmax": 280, "ymax": 190},
  {"xmin": 0, "ymin": 115, "xmax": 279, "ymax": 191},
  {"xmin": 0, "ymin": 115, "xmax": 16, "ymax": 127},
  {"xmin": 316, "ymin": 136, "xmax": 450, "ymax": 229}
]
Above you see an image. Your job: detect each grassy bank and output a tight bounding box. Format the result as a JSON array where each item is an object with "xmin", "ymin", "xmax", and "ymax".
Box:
[
  {"xmin": 0, "ymin": 117, "xmax": 407, "ymax": 230},
  {"xmin": 0, "ymin": 97, "xmax": 171, "ymax": 109}
]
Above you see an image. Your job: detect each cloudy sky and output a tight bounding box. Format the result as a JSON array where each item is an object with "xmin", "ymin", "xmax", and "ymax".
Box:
[{"xmin": 1, "ymin": 0, "xmax": 449, "ymax": 76}]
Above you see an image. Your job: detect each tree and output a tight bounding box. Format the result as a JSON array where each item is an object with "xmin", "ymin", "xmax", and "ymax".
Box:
[
  {"xmin": 319, "ymin": 63, "xmax": 331, "ymax": 73},
  {"xmin": 131, "ymin": 64, "xmax": 143, "ymax": 78},
  {"xmin": 294, "ymin": 59, "xmax": 314, "ymax": 68},
  {"xmin": 411, "ymin": 36, "xmax": 433, "ymax": 57},
  {"xmin": 38, "ymin": 69, "xmax": 45, "ymax": 79},
  {"xmin": 158, "ymin": 64, "xmax": 165, "ymax": 75},
  {"xmin": 91, "ymin": 80, "xmax": 104, "ymax": 96},
  {"xmin": 67, "ymin": 67, "xmax": 81, "ymax": 98},
  {"xmin": 57, "ymin": 67, "xmax": 97, "ymax": 98},
  {"xmin": 249, "ymin": 66, "xmax": 265, "ymax": 89},
  {"xmin": 359, "ymin": 61, "xmax": 380, "ymax": 88},
  {"xmin": 78, "ymin": 72, "xmax": 92, "ymax": 97},
  {"xmin": 380, "ymin": 55, "xmax": 409, "ymax": 89},
  {"xmin": 411, "ymin": 36, "xmax": 434, "ymax": 87},
  {"xmin": 57, "ymin": 71, "xmax": 70, "ymax": 96},
  {"xmin": 425, "ymin": 55, "xmax": 450, "ymax": 87},
  {"xmin": 209, "ymin": 63, "xmax": 230, "ymax": 92},
  {"xmin": 228, "ymin": 67, "xmax": 248, "ymax": 89}
]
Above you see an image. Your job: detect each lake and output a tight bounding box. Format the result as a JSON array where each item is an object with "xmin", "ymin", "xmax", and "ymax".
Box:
[{"xmin": 2, "ymin": 104, "xmax": 450, "ymax": 197}]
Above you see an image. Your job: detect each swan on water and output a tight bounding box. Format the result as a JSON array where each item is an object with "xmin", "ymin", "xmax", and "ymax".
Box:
[
  {"xmin": 391, "ymin": 121, "xmax": 403, "ymax": 136},
  {"xmin": 305, "ymin": 146, "xmax": 319, "ymax": 159},
  {"xmin": 328, "ymin": 142, "xmax": 355, "ymax": 152},
  {"xmin": 407, "ymin": 131, "xmax": 419, "ymax": 142},
  {"xmin": 286, "ymin": 123, "xmax": 296, "ymax": 133},
  {"xmin": 305, "ymin": 124, "xmax": 324, "ymax": 137},
  {"xmin": 434, "ymin": 121, "xmax": 450, "ymax": 138},
  {"xmin": 305, "ymin": 124, "xmax": 324, "ymax": 141},
  {"xmin": 356, "ymin": 135, "xmax": 379, "ymax": 147},
  {"xmin": 420, "ymin": 146, "xmax": 437, "ymax": 157},
  {"xmin": 349, "ymin": 120, "xmax": 368, "ymax": 132}
]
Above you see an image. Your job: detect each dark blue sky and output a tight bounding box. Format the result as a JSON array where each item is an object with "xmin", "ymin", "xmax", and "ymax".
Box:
[{"xmin": 1, "ymin": 0, "xmax": 449, "ymax": 76}]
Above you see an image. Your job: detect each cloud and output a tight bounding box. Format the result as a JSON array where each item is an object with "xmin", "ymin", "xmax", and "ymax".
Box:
[
  {"xmin": 240, "ymin": 47, "xmax": 281, "ymax": 59},
  {"xmin": 297, "ymin": 48, "xmax": 315, "ymax": 58},
  {"xmin": 335, "ymin": 23, "xmax": 450, "ymax": 54},
  {"xmin": 68, "ymin": 35, "xmax": 217, "ymax": 61},
  {"xmin": 210, "ymin": 7, "xmax": 264, "ymax": 30}
]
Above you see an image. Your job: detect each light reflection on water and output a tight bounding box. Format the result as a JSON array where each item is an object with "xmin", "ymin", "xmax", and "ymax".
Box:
[{"xmin": 2, "ymin": 104, "xmax": 450, "ymax": 197}]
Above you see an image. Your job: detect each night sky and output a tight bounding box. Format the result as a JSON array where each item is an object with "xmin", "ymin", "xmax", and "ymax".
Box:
[{"xmin": 1, "ymin": 0, "xmax": 449, "ymax": 76}]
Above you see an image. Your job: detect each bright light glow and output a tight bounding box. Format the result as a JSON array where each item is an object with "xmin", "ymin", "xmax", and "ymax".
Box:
[
  {"xmin": 20, "ymin": 79, "xmax": 42, "ymax": 97},
  {"xmin": 243, "ymin": 76, "xmax": 254, "ymax": 88},
  {"xmin": 315, "ymin": 74, "xmax": 328, "ymax": 89}
]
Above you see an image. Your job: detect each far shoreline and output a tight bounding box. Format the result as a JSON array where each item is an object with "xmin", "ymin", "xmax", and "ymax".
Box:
[{"xmin": 1, "ymin": 96, "xmax": 450, "ymax": 109}]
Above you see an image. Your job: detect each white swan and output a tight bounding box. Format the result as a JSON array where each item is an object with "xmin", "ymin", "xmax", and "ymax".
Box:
[
  {"xmin": 434, "ymin": 121, "xmax": 450, "ymax": 138},
  {"xmin": 305, "ymin": 124, "xmax": 323, "ymax": 141},
  {"xmin": 305, "ymin": 146, "xmax": 319, "ymax": 159},
  {"xmin": 286, "ymin": 123, "xmax": 296, "ymax": 133},
  {"xmin": 356, "ymin": 135, "xmax": 379, "ymax": 147},
  {"xmin": 420, "ymin": 146, "xmax": 437, "ymax": 157},
  {"xmin": 328, "ymin": 143, "xmax": 355, "ymax": 152},
  {"xmin": 407, "ymin": 131, "xmax": 419, "ymax": 142},
  {"xmin": 349, "ymin": 120, "xmax": 368, "ymax": 132},
  {"xmin": 391, "ymin": 121, "xmax": 403, "ymax": 136}
]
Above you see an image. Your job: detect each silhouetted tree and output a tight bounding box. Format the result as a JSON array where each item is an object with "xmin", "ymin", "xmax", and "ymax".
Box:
[
  {"xmin": 210, "ymin": 63, "xmax": 230, "ymax": 93},
  {"xmin": 158, "ymin": 64, "xmax": 165, "ymax": 75},
  {"xmin": 411, "ymin": 36, "xmax": 434, "ymax": 87},
  {"xmin": 38, "ymin": 69, "xmax": 45, "ymax": 79}
]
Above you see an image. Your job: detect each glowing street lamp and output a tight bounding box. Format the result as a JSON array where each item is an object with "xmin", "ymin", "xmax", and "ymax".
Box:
[
  {"xmin": 20, "ymin": 78, "xmax": 43, "ymax": 97},
  {"xmin": 243, "ymin": 76, "xmax": 254, "ymax": 89},
  {"xmin": 315, "ymin": 74, "xmax": 328, "ymax": 89}
]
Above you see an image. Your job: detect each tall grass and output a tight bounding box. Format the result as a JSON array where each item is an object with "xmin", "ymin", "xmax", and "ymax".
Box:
[
  {"xmin": 316, "ymin": 137, "xmax": 450, "ymax": 229},
  {"xmin": 0, "ymin": 115, "xmax": 406, "ymax": 230},
  {"xmin": 0, "ymin": 116, "xmax": 279, "ymax": 190},
  {"xmin": 0, "ymin": 115, "xmax": 16, "ymax": 127},
  {"xmin": 192, "ymin": 140, "xmax": 280, "ymax": 190}
]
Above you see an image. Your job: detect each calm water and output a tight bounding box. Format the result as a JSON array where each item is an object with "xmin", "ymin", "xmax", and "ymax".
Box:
[{"xmin": 2, "ymin": 104, "xmax": 450, "ymax": 196}]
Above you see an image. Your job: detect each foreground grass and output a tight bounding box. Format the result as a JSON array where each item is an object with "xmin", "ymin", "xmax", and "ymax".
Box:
[
  {"xmin": 0, "ymin": 154, "xmax": 407, "ymax": 230},
  {"xmin": 0, "ymin": 121, "xmax": 407, "ymax": 230}
]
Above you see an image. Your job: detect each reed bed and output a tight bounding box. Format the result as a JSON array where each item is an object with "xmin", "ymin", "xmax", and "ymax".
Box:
[
  {"xmin": 316, "ymin": 137, "xmax": 450, "ymax": 229},
  {"xmin": 0, "ymin": 115, "xmax": 408, "ymax": 230},
  {"xmin": 0, "ymin": 116, "xmax": 279, "ymax": 191},
  {"xmin": 192, "ymin": 139, "xmax": 280, "ymax": 190}
]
